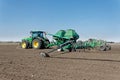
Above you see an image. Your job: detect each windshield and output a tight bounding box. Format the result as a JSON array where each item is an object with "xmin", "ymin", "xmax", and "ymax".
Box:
[{"xmin": 32, "ymin": 32, "xmax": 44, "ymax": 38}]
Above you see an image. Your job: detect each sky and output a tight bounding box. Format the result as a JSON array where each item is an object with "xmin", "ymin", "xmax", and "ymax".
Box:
[{"xmin": 0, "ymin": 0, "xmax": 120, "ymax": 42}]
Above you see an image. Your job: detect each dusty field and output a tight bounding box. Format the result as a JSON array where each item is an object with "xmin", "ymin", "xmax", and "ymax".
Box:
[{"xmin": 0, "ymin": 43, "xmax": 120, "ymax": 80}]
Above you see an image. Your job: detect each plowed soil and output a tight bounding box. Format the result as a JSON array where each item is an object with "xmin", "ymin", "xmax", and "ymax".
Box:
[{"xmin": 0, "ymin": 43, "xmax": 120, "ymax": 80}]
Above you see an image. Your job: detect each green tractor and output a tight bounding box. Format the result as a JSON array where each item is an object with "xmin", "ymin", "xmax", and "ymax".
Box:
[{"xmin": 21, "ymin": 31, "xmax": 50, "ymax": 49}]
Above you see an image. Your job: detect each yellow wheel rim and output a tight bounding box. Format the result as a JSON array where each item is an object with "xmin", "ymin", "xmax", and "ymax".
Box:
[
  {"xmin": 33, "ymin": 41, "xmax": 39, "ymax": 48},
  {"xmin": 21, "ymin": 42, "xmax": 26, "ymax": 49}
]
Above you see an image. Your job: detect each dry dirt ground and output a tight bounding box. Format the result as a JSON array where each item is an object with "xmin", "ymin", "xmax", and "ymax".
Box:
[{"xmin": 0, "ymin": 43, "xmax": 120, "ymax": 80}]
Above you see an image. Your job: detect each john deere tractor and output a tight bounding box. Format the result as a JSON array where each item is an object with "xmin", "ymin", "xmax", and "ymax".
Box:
[{"xmin": 21, "ymin": 31, "xmax": 50, "ymax": 49}]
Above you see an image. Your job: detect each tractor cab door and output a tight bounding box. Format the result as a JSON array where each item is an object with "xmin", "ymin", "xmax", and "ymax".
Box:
[{"xmin": 42, "ymin": 32, "xmax": 49, "ymax": 40}]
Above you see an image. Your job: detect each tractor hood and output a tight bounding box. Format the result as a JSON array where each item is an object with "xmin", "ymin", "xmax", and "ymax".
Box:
[{"xmin": 22, "ymin": 37, "xmax": 32, "ymax": 42}]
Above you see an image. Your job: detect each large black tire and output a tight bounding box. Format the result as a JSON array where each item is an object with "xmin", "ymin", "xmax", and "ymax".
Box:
[
  {"xmin": 69, "ymin": 48, "xmax": 72, "ymax": 52},
  {"xmin": 99, "ymin": 45, "xmax": 106, "ymax": 51},
  {"xmin": 21, "ymin": 40, "xmax": 29, "ymax": 49},
  {"xmin": 68, "ymin": 47, "xmax": 76, "ymax": 52},
  {"xmin": 32, "ymin": 39, "xmax": 43, "ymax": 49}
]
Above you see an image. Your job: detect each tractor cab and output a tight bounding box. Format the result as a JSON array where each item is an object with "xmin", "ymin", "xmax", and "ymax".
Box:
[{"xmin": 30, "ymin": 31, "xmax": 46, "ymax": 39}]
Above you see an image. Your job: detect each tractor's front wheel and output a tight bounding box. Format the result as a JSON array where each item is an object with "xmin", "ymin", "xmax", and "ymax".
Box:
[
  {"xmin": 21, "ymin": 41, "xmax": 29, "ymax": 49},
  {"xmin": 32, "ymin": 39, "xmax": 42, "ymax": 49}
]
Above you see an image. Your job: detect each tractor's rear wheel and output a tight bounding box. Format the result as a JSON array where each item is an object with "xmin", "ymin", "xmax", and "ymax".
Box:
[
  {"xmin": 21, "ymin": 41, "xmax": 29, "ymax": 49},
  {"xmin": 32, "ymin": 39, "xmax": 42, "ymax": 49}
]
